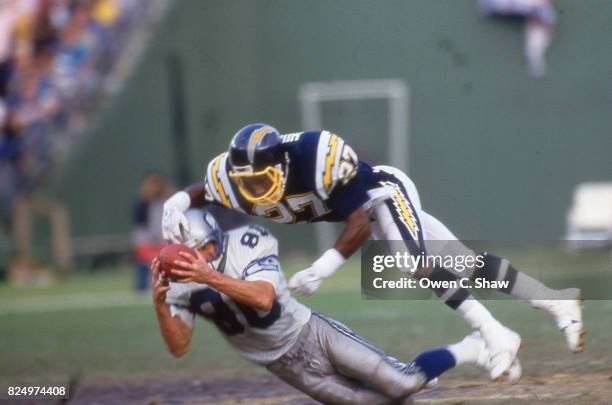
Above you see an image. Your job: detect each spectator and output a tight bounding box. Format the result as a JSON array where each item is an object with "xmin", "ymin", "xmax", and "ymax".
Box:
[
  {"xmin": 0, "ymin": 111, "xmax": 25, "ymax": 227},
  {"xmin": 479, "ymin": 0, "xmax": 556, "ymax": 77},
  {"xmin": 131, "ymin": 172, "xmax": 170, "ymax": 292},
  {"xmin": 0, "ymin": 0, "xmax": 145, "ymax": 233}
]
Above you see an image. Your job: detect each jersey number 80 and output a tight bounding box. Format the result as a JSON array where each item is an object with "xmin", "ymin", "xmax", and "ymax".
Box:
[{"xmin": 190, "ymin": 288, "xmax": 281, "ymax": 335}]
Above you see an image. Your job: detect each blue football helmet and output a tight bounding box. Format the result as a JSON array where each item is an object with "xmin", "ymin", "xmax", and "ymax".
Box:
[
  {"xmin": 183, "ymin": 209, "xmax": 224, "ymax": 260},
  {"xmin": 228, "ymin": 123, "xmax": 288, "ymax": 205}
]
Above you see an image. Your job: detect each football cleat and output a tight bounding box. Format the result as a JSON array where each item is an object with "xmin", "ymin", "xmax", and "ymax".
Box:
[
  {"xmin": 465, "ymin": 331, "xmax": 491, "ymax": 370},
  {"xmin": 531, "ymin": 288, "xmax": 585, "ymax": 353},
  {"xmin": 479, "ymin": 321, "xmax": 522, "ymax": 380},
  {"xmin": 460, "ymin": 331, "xmax": 522, "ymax": 383},
  {"xmin": 503, "ymin": 358, "xmax": 523, "ymax": 384}
]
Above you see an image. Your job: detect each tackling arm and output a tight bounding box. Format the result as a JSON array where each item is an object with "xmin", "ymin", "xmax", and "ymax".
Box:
[
  {"xmin": 289, "ymin": 132, "xmax": 373, "ymax": 295},
  {"xmin": 184, "ymin": 183, "xmax": 208, "ymax": 208},
  {"xmin": 335, "ymin": 207, "xmax": 371, "ymax": 258},
  {"xmin": 287, "ymin": 207, "xmax": 371, "ymax": 296},
  {"xmin": 162, "ymin": 183, "xmax": 209, "ymax": 242}
]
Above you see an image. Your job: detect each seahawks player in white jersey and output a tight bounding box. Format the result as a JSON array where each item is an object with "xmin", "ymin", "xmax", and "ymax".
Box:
[
  {"xmin": 161, "ymin": 123, "xmax": 584, "ymax": 381},
  {"xmin": 152, "ymin": 209, "xmax": 501, "ymax": 404}
]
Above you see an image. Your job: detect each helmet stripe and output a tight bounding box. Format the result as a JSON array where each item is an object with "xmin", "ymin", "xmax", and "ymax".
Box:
[{"xmin": 247, "ymin": 126, "xmax": 274, "ymax": 164}]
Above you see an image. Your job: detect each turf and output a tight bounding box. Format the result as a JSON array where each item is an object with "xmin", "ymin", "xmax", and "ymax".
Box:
[{"xmin": 1, "ymin": 251, "xmax": 611, "ymax": 386}]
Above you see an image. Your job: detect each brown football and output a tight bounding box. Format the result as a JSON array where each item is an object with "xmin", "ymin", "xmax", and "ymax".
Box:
[{"xmin": 158, "ymin": 243, "xmax": 196, "ymax": 280}]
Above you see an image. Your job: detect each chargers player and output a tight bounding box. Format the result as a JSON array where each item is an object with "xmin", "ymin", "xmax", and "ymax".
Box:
[
  {"xmin": 153, "ymin": 209, "xmax": 499, "ymax": 404},
  {"xmin": 162, "ymin": 124, "xmax": 584, "ymax": 380}
]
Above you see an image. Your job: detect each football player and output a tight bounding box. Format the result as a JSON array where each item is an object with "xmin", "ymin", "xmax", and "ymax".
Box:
[
  {"xmin": 162, "ymin": 124, "xmax": 584, "ymax": 380},
  {"xmin": 153, "ymin": 209, "xmax": 500, "ymax": 405}
]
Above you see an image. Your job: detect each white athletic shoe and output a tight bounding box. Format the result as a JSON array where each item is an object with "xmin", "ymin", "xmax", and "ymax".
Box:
[
  {"xmin": 459, "ymin": 331, "xmax": 490, "ymax": 369},
  {"xmin": 504, "ymin": 358, "xmax": 523, "ymax": 384},
  {"xmin": 479, "ymin": 321, "xmax": 522, "ymax": 380},
  {"xmin": 531, "ymin": 288, "xmax": 585, "ymax": 353},
  {"xmin": 466, "ymin": 331, "xmax": 523, "ymax": 383}
]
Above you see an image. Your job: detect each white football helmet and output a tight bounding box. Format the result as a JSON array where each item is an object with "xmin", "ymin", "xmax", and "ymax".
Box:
[{"xmin": 183, "ymin": 209, "xmax": 224, "ymax": 259}]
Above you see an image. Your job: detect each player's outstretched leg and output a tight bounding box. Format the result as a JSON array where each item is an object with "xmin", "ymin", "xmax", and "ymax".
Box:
[
  {"xmin": 368, "ymin": 167, "xmax": 521, "ymax": 380},
  {"xmin": 477, "ymin": 254, "xmax": 585, "ymax": 352},
  {"xmin": 266, "ymin": 313, "xmax": 408, "ymax": 405},
  {"xmin": 530, "ymin": 290, "xmax": 585, "ymax": 352},
  {"xmin": 374, "ymin": 204, "xmax": 521, "ymax": 374},
  {"xmin": 419, "ymin": 266, "xmax": 522, "ymax": 380},
  {"xmin": 445, "ymin": 331, "xmax": 522, "ymax": 384},
  {"xmin": 315, "ymin": 313, "xmax": 517, "ymax": 401},
  {"xmin": 420, "ymin": 211, "xmax": 586, "ymax": 353},
  {"xmin": 267, "ymin": 312, "xmax": 506, "ymax": 404}
]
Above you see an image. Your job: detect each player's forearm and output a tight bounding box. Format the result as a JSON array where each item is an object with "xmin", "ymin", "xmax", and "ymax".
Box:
[
  {"xmin": 154, "ymin": 303, "xmax": 192, "ymax": 357},
  {"xmin": 184, "ymin": 183, "xmax": 208, "ymax": 208},
  {"xmin": 335, "ymin": 208, "xmax": 371, "ymax": 258},
  {"xmin": 205, "ymin": 272, "xmax": 275, "ymax": 312},
  {"xmin": 296, "ymin": 209, "xmax": 370, "ymax": 287}
]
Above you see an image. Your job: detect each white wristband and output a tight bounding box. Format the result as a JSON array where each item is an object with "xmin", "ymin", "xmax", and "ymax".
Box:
[
  {"xmin": 164, "ymin": 191, "xmax": 191, "ymax": 212},
  {"xmin": 312, "ymin": 248, "xmax": 346, "ymax": 278}
]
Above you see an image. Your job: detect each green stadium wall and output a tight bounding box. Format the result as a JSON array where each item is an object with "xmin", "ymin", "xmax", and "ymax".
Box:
[{"xmin": 44, "ymin": 0, "xmax": 612, "ymax": 253}]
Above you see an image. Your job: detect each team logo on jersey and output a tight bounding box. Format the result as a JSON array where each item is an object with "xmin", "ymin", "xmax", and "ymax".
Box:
[{"xmin": 382, "ymin": 181, "xmax": 420, "ymax": 241}]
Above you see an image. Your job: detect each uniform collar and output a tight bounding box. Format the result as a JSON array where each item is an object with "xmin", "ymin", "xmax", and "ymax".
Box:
[{"xmin": 209, "ymin": 234, "xmax": 228, "ymax": 274}]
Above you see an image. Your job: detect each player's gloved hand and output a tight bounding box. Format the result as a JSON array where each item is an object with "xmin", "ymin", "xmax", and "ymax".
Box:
[
  {"xmin": 288, "ymin": 267, "xmax": 322, "ymax": 296},
  {"xmin": 288, "ymin": 249, "xmax": 346, "ymax": 296},
  {"xmin": 162, "ymin": 191, "xmax": 191, "ymax": 243}
]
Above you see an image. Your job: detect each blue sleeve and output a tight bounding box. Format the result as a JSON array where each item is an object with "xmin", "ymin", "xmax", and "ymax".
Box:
[{"xmin": 326, "ymin": 172, "xmax": 370, "ymax": 220}]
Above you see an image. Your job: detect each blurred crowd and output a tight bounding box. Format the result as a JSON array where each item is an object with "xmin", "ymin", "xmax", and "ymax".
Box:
[{"xmin": 0, "ymin": 0, "xmax": 143, "ymax": 227}]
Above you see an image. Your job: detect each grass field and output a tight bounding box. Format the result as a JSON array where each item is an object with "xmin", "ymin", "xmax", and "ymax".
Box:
[{"xmin": 1, "ymin": 251, "xmax": 611, "ymax": 403}]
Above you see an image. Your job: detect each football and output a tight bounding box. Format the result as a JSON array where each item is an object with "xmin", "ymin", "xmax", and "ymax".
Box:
[{"xmin": 158, "ymin": 243, "xmax": 196, "ymax": 280}]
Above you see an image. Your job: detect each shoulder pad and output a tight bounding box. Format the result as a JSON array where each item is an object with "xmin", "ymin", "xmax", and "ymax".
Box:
[
  {"xmin": 205, "ymin": 153, "xmax": 244, "ymax": 212},
  {"xmin": 314, "ymin": 131, "xmax": 359, "ymax": 199}
]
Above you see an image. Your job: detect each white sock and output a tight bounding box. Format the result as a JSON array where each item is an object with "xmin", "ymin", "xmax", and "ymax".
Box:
[
  {"xmin": 454, "ymin": 299, "xmax": 497, "ymax": 330},
  {"xmin": 448, "ymin": 334, "xmax": 485, "ymax": 366}
]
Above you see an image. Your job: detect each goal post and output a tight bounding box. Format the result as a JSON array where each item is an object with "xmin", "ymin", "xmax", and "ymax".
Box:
[{"xmin": 298, "ymin": 79, "xmax": 410, "ymax": 252}]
